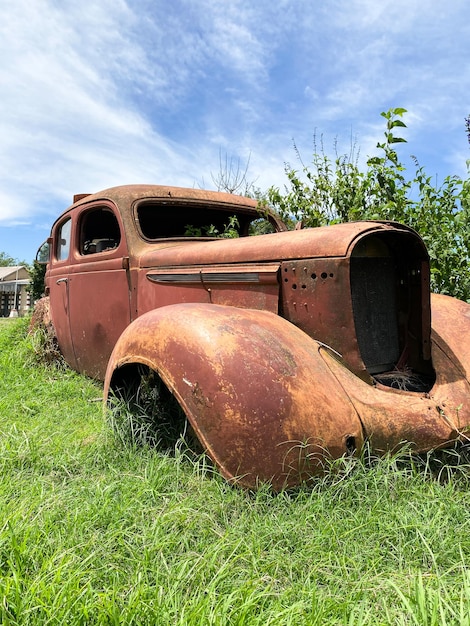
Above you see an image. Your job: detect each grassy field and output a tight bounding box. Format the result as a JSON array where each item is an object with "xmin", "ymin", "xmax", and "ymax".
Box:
[{"xmin": 1, "ymin": 317, "xmax": 470, "ymax": 625}]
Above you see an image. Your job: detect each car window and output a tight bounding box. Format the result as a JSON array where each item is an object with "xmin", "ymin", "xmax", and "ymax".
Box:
[
  {"xmin": 80, "ymin": 208, "xmax": 121, "ymax": 255},
  {"xmin": 56, "ymin": 218, "xmax": 72, "ymax": 261},
  {"xmin": 136, "ymin": 202, "xmax": 260, "ymax": 239}
]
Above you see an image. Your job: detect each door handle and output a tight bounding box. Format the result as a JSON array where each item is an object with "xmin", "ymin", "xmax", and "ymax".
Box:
[{"xmin": 56, "ymin": 278, "xmax": 68, "ymax": 285}]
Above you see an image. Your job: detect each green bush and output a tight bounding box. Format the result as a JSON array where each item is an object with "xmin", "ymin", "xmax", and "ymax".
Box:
[{"xmin": 268, "ymin": 108, "xmax": 470, "ymax": 302}]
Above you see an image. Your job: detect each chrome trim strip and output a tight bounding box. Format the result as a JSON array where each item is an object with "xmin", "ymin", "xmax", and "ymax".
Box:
[{"xmin": 147, "ymin": 272, "xmax": 261, "ymax": 284}]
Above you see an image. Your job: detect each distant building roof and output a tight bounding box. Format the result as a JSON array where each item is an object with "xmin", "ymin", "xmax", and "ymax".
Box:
[
  {"xmin": 0, "ymin": 266, "xmax": 30, "ymax": 292},
  {"xmin": 0, "ymin": 266, "xmax": 30, "ymax": 281}
]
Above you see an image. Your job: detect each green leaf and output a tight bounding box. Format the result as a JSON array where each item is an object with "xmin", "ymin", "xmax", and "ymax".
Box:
[{"xmin": 390, "ymin": 120, "xmax": 407, "ymax": 128}]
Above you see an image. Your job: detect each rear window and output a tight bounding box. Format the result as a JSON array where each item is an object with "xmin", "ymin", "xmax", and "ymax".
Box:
[{"xmin": 135, "ymin": 201, "xmax": 274, "ymax": 240}]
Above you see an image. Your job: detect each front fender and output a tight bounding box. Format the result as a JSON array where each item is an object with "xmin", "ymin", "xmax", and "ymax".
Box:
[
  {"xmin": 431, "ymin": 293, "xmax": 470, "ymax": 383},
  {"xmin": 104, "ymin": 303, "xmax": 363, "ymax": 489},
  {"xmin": 318, "ymin": 294, "xmax": 470, "ymax": 455}
]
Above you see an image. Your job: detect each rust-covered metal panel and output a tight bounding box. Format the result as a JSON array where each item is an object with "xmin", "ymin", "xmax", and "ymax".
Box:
[
  {"xmin": 104, "ymin": 303, "xmax": 364, "ymax": 489},
  {"xmin": 38, "ymin": 184, "xmax": 470, "ymax": 489},
  {"xmin": 138, "ymin": 263, "xmax": 280, "ymax": 315},
  {"xmin": 322, "ymin": 347, "xmax": 470, "ymax": 455},
  {"xmin": 64, "ymin": 184, "xmax": 287, "ymax": 259},
  {"xmin": 280, "ymin": 257, "xmax": 363, "ymax": 375},
  {"xmin": 138, "ymin": 220, "xmax": 406, "ymax": 268},
  {"xmin": 430, "ymin": 293, "xmax": 470, "ymax": 381}
]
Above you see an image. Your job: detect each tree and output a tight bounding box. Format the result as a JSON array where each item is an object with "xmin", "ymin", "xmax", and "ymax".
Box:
[
  {"xmin": 210, "ymin": 150, "xmax": 258, "ymax": 196},
  {"xmin": 29, "ymin": 261, "xmax": 47, "ymax": 302},
  {"xmin": 0, "ymin": 251, "xmax": 32, "ymax": 271},
  {"xmin": 267, "ymin": 108, "xmax": 470, "ymax": 302},
  {"xmin": 0, "ymin": 251, "xmax": 22, "ymax": 267}
]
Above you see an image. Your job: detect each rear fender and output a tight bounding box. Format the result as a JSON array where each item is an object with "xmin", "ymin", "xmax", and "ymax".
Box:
[
  {"xmin": 431, "ymin": 293, "xmax": 470, "ymax": 382},
  {"xmin": 319, "ymin": 294, "xmax": 470, "ymax": 454},
  {"xmin": 104, "ymin": 303, "xmax": 363, "ymax": 489}
]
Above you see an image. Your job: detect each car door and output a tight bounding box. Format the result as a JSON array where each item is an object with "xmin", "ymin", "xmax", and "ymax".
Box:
[{"xmin": 66, "ymin": 202, "xmax": 131, "ymax": 379}]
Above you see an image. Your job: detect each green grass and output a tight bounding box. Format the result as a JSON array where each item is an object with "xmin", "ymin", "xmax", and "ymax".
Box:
[{"xmin": 1, "ymin": 318, "xmax": 470, "ymax": 624}]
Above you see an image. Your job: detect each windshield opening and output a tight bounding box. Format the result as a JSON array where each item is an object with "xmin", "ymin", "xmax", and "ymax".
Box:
[{"xmin": 135, "ymin": 201, "xmax": 273, "ymax": 240}]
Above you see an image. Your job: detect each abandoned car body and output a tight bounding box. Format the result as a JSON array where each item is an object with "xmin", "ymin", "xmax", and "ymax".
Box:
[{"xmin": 38, "ymin": 184, "xmax": 470, "ymax": 488}]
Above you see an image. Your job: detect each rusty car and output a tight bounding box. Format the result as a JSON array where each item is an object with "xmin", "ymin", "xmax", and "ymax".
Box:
[{"xmin": 35, "ymin": 184, "xmax": 470, "ymax": 489}]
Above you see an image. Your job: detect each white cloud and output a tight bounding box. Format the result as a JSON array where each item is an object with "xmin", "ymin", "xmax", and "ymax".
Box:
[
  {"xmin": 0, "ymin": 0, "xmax": 194, "ymax": 223},
  {"xmin": 0, "ymin": 0, "xmax": 469, "ymax": 262}
]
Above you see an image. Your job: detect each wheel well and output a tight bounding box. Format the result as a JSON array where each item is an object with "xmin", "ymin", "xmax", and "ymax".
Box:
[{"xmin": 107, "ymin": 363, "xmax": 199, "ymax": 452}]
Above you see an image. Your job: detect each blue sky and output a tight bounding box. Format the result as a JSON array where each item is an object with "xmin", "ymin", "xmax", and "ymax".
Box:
[{"xmin": 1, "ymin": 0, "xmax": 469, "ymax": 263}]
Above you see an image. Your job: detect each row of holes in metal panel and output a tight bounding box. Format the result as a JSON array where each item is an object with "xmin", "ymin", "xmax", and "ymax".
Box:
[{"xmin": 283, "ymin": 268, "xmax": 335, "ymax": 289}]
